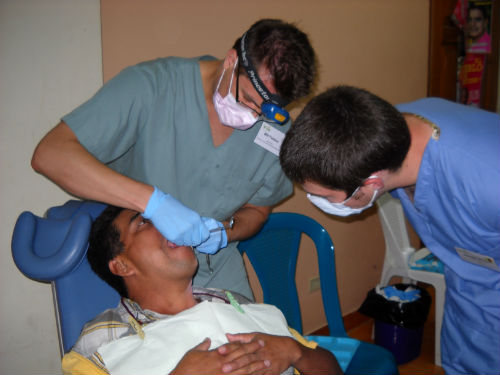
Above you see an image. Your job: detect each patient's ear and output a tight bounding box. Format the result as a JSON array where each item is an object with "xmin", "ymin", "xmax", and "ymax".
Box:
[{"xmin": 109, "ymin": 256, "xmax": 134, "ymax": 277}]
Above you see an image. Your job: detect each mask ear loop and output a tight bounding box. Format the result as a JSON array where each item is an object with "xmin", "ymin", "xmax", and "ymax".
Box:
[
  {"xmin": 341, "ymin": 186, "xmax": 361, "ymax": 205},
  {"xmin": 227, "ymin": 57, "xmax": 239, "ymax": 95},
  {"xmin": 215, "ymin": 68, "xmax": 226, "ymax": 92},
  {"xmin": 365, "ymin": 175, "xmax": 381, "ymax": 204},
  {"xmin": 344, "ymin": 175, "xmax": 380, "ymax": 204},
  {"xmin": 216, "ymin": 57, "xmax": 239, "ymax": 96}
]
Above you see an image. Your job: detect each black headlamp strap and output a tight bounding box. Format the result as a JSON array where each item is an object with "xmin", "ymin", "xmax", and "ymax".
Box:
[{"xmin": 238, "ymin": 32, "xmax": 289, "ymax": 107}]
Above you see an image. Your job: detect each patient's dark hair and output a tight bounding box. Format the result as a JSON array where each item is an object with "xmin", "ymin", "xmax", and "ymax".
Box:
[{"xmin": 87, "ymin": 205, "xmax": 128, "ymax": 297}]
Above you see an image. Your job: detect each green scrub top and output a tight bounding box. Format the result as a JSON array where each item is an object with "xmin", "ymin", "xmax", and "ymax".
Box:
[{"xmin": 63, "ymin": 56, "xmax": 293, "ymax": 299}]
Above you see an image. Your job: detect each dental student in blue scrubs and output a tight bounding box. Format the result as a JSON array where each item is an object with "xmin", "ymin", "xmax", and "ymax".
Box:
[
  {"xmin": 31, "ymin": 19, "xmax": 316, "ymax": 300},
  {"xmin": 280, "ymin": 85, "xmax": 500, "ymax": 375}
]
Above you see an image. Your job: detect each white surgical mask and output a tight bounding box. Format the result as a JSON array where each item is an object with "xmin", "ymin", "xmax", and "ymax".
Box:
[
  {"xmin": 307, "ymin": 176, "xmax": 379, "ymax": 217},
  {"xmin": 213, "ymin": 59, "xmax": 257, "ymax": 130}
]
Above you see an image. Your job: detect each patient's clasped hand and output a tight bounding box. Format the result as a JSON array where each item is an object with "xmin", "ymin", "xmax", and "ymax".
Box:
[
  {"xmin": 62, "ymin": 205, "xmax": 342, "ymax": 375},
  {"xmin": 99, "ymin": 300, "xmax": 292, "ymax": 374}
]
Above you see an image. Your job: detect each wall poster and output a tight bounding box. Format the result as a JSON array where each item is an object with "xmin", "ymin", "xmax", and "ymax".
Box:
[{"xmin": 453, "ymin": 0, "xmax": 493, "ymax": 107}]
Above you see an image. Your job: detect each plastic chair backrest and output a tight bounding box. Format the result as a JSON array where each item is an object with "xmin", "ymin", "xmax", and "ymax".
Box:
[
  {"xmin": 11, "ymin": 200, "xmax": 119, "ymax": 354},
  {"xmin": 377, "ymin": 193, "xmax": 416, "ymax": 269},
  {"xmin": 377, "ymin": 194, "xmax": 412, "ymax": 247},
  {"xmin": 238, "ymin": 212, "xmax": 347, "ymax": 337}
]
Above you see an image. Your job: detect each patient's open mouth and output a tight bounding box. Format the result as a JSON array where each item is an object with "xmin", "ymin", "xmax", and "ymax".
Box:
[{"xmin": 166, "ymin": 240, "xmax": 178, "ymax": 248}]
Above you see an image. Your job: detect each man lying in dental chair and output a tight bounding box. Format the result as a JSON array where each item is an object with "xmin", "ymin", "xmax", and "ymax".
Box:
[{"xmin": 62, "ymin": 205, "xmax": 341, "ymax": 375}]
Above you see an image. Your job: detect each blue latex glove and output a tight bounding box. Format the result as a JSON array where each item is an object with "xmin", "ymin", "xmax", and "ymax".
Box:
[
  {"xmin": 195, "ymin": 217, "xmax": 228, "ymax": 255},
  {"xmin": 143, "ymin": 187, "xmax": 209, "ymax": 246}
]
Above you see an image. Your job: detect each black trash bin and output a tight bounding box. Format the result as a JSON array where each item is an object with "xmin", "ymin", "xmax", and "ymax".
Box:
[{"xmin": 359, "ymin": 283, "xmax": 431, "ymax": 364}]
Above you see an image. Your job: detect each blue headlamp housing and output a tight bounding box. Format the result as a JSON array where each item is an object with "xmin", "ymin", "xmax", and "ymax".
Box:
[
  {"xmin": 238, "ymin": 32, "xmax": 290, "ymax": 125},
  {"xmin": 261, "ymin": 102, "xmax": 290, "ymax": 124}
]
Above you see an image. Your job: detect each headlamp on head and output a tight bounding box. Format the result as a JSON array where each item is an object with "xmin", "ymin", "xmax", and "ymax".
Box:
[
  {"xmin": 261, "ymin": 102, "xmax": 289, "ymax": 124},
  {"xmin": 238, "ymin": 32, "xmax": 290, "ymax": 125}
]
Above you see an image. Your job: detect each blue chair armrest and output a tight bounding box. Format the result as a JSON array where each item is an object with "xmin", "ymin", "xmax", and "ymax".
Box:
[
  {"xmin": 306, "ymin": 335, "xmax": 360, "ymax": 373},
  {"xmin": 346, "ymin": 341, "xmax": 399, "ymax": 375}
]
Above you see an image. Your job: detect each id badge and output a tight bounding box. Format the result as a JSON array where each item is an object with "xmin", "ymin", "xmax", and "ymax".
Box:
[
  {"xmin": 254, "ymin": 123, "xmax": 285, "ymax": 156},
  {"xmin": 455, "ymin": 247, "xmax": 499, "ymax": 272}
]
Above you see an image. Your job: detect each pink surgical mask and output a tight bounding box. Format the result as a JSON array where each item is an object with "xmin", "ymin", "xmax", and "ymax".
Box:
[{"xmin": 213, "ymin": 59, "xmax": 258, "ymax": 130}]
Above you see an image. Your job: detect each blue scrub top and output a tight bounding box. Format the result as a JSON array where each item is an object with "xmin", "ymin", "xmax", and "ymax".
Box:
[{"xmin": 394, "ymin": 98, "xmax": 500, "ymax": 375}]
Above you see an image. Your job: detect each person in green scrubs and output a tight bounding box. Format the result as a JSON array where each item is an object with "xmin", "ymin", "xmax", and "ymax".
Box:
[{"xmin": 31, "ymin": 19, "xmax": 316, "ymax": 299}]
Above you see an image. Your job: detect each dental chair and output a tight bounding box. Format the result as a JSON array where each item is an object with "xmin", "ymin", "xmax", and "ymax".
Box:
[
  {"xmin": 238, "ymin": 212, "xmax": 399, "ymax": 375},
  {"xmin": 12, "ymin": 200, "xmax": 398, "ymax": 374},
  {"xmin": 376, "ymin": 193, "xmax": 445, "ymax": 366},
  {"xmin": 11, "ymin": 200, "xmax": 111, "ymax": 355}
]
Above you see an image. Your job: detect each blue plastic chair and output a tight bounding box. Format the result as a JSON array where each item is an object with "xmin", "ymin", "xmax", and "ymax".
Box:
[
  {"xmin": 11, "ymin": 200, "xmax": 115, "ymax": 355},
  {"xmin": 238, "ymin": 212, "xmax": 399, "ymax": 374}
]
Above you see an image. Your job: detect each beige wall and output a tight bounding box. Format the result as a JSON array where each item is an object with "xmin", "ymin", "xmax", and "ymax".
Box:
[
  {"xmin": 101, "ymin": 0, "xmax": 429, "ymax": 334},
  {"xmin": 1, "ymin": 1, "xmax": 102, "ymax": 374}
]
